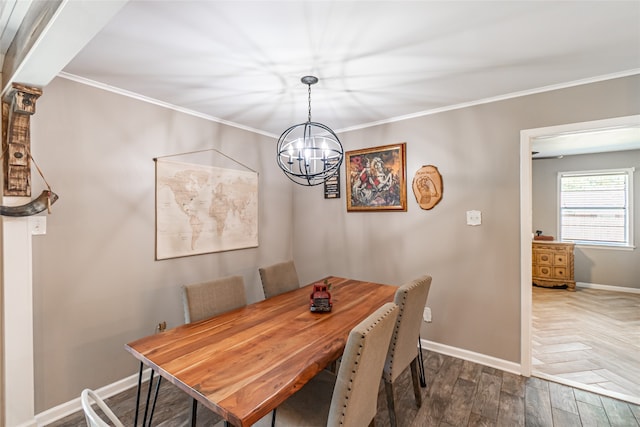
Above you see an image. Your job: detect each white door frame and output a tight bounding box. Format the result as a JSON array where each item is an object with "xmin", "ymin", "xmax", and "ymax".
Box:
[{"xmin": 519, "ymin": 114, "xmax": 640, "ymax": 375}]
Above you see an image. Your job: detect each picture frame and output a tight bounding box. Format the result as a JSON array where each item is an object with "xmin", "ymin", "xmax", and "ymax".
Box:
[{"xmin": 345, "ymin": 143, "xmax": 407, "ymax": 212}]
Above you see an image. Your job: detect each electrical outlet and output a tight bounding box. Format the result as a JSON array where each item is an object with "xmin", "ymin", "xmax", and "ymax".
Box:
[
  {"xmin": 30, "ymin": 216, "xmax": 47, "ymax": 235},
  {"xmin": 423, "ymin": 307, "xmax": 432, "ymax": 323}
]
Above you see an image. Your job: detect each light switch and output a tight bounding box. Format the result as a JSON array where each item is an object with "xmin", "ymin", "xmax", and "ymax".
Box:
[
  {"xmin": 466, "ymin": 210, "xmax": 481, "ymax": 226},
  {"xmin": 30, "ymin": 216, "xmax": 47, "ymax": 235},
  {"xmin": 423, "ymin": 307, "xmax": 432, "ymax": 323}
]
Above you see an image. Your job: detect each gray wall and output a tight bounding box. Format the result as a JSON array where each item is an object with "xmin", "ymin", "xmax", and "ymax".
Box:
[
  {"xmin": 30, "ymin": 74, "xmax": 639, "ymax": 412},
  {"xmin": 292, "ymin": 75, "xmax": 640, "ymax": 362},
  {"xmin": 533, "ymin": 150, "xmax": 640, "ymax": 289},
  {"xmin": 30, "ymin": 77, "xmax": 293, "ymax": 411}
]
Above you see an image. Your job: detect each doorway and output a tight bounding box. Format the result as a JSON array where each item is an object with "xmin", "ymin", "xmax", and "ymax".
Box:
[{"xmin": 519, "ymin": 114, "xmax": 640, "ymax": 404}]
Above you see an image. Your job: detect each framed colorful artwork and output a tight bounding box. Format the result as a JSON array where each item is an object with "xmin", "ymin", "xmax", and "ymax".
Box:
[{"xmin": 345, "ymin": 143, "xmax": 407, "ymax": 212}]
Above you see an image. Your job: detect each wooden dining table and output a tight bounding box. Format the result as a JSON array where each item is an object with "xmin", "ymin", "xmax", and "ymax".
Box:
[{"xmin": 125, "ymin": 276, "xmax": 397, "ymax": 427}]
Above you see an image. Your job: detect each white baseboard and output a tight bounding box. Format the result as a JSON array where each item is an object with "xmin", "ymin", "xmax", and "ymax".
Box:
[
  {"xmin": 420, "ymin": 339, "xmax": 522, "ymax": 376},
  {"xmin": 577, "ymin": 281, "xmax": 640, "ymax": 294},
  {"xmin": 34, "ymin": 368, "xmax": 151, "ymax": 426}
]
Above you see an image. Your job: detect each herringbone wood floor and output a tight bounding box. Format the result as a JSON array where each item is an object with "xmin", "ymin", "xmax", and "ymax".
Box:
[
  {"xmin": 49, "ymin": 350, "xmax": 640, "ymax": 427},
  {"xmin": 532, "ymin": 286, "xmax": 640, "ymax": 403}
]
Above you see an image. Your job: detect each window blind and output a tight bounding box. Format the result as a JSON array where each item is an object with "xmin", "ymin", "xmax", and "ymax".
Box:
[{"xmin": 559, "ymin": 169, "xmax": 632, "ymax": 246}]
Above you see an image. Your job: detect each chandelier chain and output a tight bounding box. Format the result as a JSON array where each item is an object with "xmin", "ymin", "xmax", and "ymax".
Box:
[{"xmin": 308, "ymin": 83, "xmax": 313, "ymax": 123}]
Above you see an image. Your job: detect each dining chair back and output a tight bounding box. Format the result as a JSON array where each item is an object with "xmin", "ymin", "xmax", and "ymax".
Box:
[
  {"xmin": 327, "ymin": 301, "xmax": 399, "ymax": 426},
  {"xmin": 383, "ymin": 274, "xmax": 432, "ymax": 427},
  {"xmin": 180, "ymin": 275, "xmax": 248, "ymax": 424},
  {"xmin": 258, "ymin": 260, "xmax": 300, "ymax": 299},
  {"xmin": 272, "ymin": 302, "xmax": 398, "ymax": 427},
  {"xmin": 81, "ymin": 389, "xmax": 125, "ymax": 427},
  {"xmin": 181, "ymin": 275, "xmax": 247, "ymax": 323}
]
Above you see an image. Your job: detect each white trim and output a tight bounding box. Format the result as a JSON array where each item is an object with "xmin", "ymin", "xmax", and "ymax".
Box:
[
  {"xmin": 59, "ymin": 70, "xmax": 640, "ymax": 138},
  {"xmin": 520, "ymin": 114, "xmax": 640, "ymax": 400},
  {"xmin": 57, "ymin": 72, "xmax": 278, "ymax": 139},
  {"xmin": 520, "ymin": 130, "xmax": 533, "ymax": 377},
  {"xmin": 34, "ymin": 369, "xmax": 151, "ymax": 427},
  {"xmin": 420, "ymin": 339, "xmax": 521, "ymax": 376},
  {"xmin": 533, "ymin": 371, "xmax": 640, "ymax": 406},
  {"xmin": 339, "ymin": 70, "xmax": 640, "ymax": 134},
  {"xmin": 577, "ymin": 281, "xmax": 640, "ymax": 294},
  {"xmin": 2, "ymin": 216, "xmax": 36, "ymax": 427}
]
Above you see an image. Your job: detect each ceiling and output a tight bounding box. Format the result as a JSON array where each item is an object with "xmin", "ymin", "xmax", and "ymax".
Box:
[
  {"xmin": 531, "ymin": 125, "xmax": 640, "ymax": 159},
  {"xmin": 4, "ymin": 1, "xmax": 640, "ymax": 154}
]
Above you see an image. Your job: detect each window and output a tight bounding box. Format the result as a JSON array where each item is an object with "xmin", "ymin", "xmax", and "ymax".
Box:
[{"xmin": 558, "ymin": 168, "xmax": 634, "ymax": 248}]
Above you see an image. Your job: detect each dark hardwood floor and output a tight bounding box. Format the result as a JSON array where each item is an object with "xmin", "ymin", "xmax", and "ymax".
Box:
[{"xmin": 48, "ymin": 350, "xmax": 640, "ymax": 426}]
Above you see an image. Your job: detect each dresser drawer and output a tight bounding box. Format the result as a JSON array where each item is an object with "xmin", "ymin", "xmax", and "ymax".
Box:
[
  {"xmin": 554, "ymin": 254, "xmax": 568, "ymax": 266},
  {"xmin": 536, "ymin": 252, "xmax": 553, "ymax": 266},
  {"xmin": 535, "ymin": 265, "xmax": 553, "ymax": 278},
  {"xmin": 532, "ymin": 241, "xmax": 575, "ymax": 291},
  {"xmin": 553, "ymin": 267, "xmax": 568, "ymax": 278}
]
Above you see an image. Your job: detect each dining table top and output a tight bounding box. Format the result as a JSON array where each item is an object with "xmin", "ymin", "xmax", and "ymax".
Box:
[{"xmin": 125, "ymin": 276, "xmax": 397, "ymax": 427}]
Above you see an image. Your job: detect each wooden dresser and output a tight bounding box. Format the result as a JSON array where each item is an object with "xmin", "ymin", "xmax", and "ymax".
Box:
[{"xmin": 532, "ymin": 241, "xmax": 576, "ymax": 291}]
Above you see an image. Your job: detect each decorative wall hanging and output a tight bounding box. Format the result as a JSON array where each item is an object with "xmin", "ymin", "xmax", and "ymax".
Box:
[
  {"xmin": 323, "ymin": 157, "xmax": 340, "ymax": 199},
  {"xmin": 154, "ymin": 149, "xmax": 258, "ymax": 260},
  {"xmin": 346, "ymin": 143, "xmax": 407, "ymax": 212},
  {"xmin": 412, "ymin": 165, "xmax": 443, "ymax": 210},
  {"xmin": 1, "ymin": 83, "xmax": 59, "ymax": 216}
]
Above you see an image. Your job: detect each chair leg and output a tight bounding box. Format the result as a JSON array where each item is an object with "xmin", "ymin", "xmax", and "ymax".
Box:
[
  {"xmin": 418, "ymin": 335, "xmax": 427, "ymax": 387},
  {"xmin": 409, "ymin": 358, "xmax": 423, "ymax": 408},
  {"xmin": 384, "ymin": 380, "xmax": 398, "ymax": 427},
  {"xmin": 271, "ymin": 408, "xmax": 276, "ymax": 427}
]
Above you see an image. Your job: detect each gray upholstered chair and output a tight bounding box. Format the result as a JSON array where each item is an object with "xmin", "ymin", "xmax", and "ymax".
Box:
[
  {"xmin": 181, "ymin": 275, "xmax": 247, "ymax": 426},
  {"xmin": 383, "ymin": 274, "xmax": 432, "ymax": 427},
  {"xmin": 81, "ymin": 389, "xmax": 124, "ymax": 427},
  {"xmin": 273, "ymin": 302, "xmax": 399, "ymax": 427},
  {"xmin": 258, "ymin": 260, "xmax": 300, "ymax": 299},
  {"xmin": 182, "ymin": 275, "xmax": 247, "ymax": 323}
]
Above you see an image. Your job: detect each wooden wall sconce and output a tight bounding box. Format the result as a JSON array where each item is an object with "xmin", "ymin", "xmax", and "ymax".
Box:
[{"xmin": 0, "ymin": 83, "xmax": 59, "ymax": 216}]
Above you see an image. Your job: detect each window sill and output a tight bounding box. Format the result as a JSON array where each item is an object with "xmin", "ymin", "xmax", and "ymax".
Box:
[{"xmin": 573, "ymin": 243, "xmax": 635, "ymax": 251}]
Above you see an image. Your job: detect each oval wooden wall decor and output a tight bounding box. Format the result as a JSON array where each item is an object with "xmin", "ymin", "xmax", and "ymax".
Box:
[{"xmin": 412, "ymin": 165, "xmax": 443, "ymax": 210}]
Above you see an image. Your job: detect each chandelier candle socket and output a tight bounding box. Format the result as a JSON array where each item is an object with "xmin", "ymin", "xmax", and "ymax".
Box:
[{"xmin": 277, "ymin": 76, "xmax": 344, "ymax": 186}]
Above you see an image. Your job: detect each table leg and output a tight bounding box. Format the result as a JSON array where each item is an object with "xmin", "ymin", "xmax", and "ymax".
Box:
[
  {"xmin": 190, "ymin": 398, "xmax": 197, "ymax": 427},
  {"xmin": 148, "ymin": 376, "xmax": 162, "ymax": 426},
  {"xmin": 133, "ymin": 363, "xmax": 163, "ymax": 427},
  {"xmin": 134, "ymin": 362, "xmax": 143, "ymax": 427},
  {"xmin": 142, "ymin": 370, "xmax": 155, "ymax": 426}
]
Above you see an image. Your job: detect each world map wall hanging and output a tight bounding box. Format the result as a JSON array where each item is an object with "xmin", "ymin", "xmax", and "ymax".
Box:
[{"xmin": 155, "ymin": 156, "xmax": 258, "ymax": 260}]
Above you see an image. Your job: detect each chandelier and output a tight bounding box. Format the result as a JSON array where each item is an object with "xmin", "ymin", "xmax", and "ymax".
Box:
[{"xmin": 277, "ymin": 76, "xmax": 343, "ymax": 186}]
